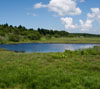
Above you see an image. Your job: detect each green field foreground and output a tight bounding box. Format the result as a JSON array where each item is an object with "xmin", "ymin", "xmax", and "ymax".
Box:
[{"xmin": 0, "ymin": 46, "xmax": 100, "ymax": 89}]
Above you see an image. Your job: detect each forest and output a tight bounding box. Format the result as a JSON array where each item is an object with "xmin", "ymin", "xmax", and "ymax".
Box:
[{"xmin": 0, "ymin": 23, "xmax": 100, "ymax": 44}]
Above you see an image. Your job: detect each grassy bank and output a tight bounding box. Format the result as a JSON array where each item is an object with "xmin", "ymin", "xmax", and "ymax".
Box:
[
  {"xmin": 39, "ymin": 37, "xmax": 100, "ymax": 44},
  {"xmin": 1, "ymin": 37, "xmax": 100, "ymax": 44},
  {"xmin": 0, "ymin": 46, "xmax": 100, "ymax": 89}
]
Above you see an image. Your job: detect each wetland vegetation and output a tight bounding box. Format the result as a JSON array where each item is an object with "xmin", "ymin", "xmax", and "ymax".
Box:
[{"xmin": 0, "ymin": 46, "xmax": 100, "ymax": 89}]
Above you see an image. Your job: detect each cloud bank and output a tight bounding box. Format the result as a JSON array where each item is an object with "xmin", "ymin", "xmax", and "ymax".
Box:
[
  {"xmin": 34, "ymin": 0, "xmax": 82, "ymax": 16},
  {"xmin": 61, "ymin": 8, "xmax": 100, "ymax": 31}
]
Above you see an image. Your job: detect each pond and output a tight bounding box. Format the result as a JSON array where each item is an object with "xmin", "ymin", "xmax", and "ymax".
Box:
[{"xmin": 0, "ymin": 43, "xmax": 100, "ymax": 53}]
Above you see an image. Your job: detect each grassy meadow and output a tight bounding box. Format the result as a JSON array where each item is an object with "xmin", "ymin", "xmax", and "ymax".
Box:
[
  {"xmin": 0, "ymin": 46, "xmax": 100, "ymax": 89},
  {"xmin": 3, "ymin": 37, "xmax": 100, "ymax": 44},
  {"xmin": 39, "ymin": 37, "xmax": 100, "ymax": 44}
]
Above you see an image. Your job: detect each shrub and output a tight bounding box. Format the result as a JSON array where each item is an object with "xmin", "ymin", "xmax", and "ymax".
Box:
[
  {"xmin": 27, "ymin": 32, "xmax": 41, "ymax": 40},
  {"xmin": 9, "ymin": 34, "xmax": 20, "ymax": 42}
]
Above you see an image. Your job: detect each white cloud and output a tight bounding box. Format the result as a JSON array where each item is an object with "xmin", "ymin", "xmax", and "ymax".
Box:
[
  {"xmin": 81, "ymin": 8, "xmax": 100, "ymax": 31},
  {"xmin": 79, "ymin": 19, "xmax": 93, "ymax": 31},
  {"xmin": 61, "ymin": 8, "xmax": 100, "ymax": 32},
  {"xmin": 61, "ymin": 17, "xmax": 78, "ymax": 29},
  {"xmin": 87, "ymin": 8, "xmax": 100, "ymax": 22},
  {"xmin": 91, "ymin": 8, "xmax": 100, "ymax": 14},
  {"xmin": 34, "ymin": 2, "xmax": 47, "ymax": 9},
  {"xmin": 61, "ymin": 17, "xmax": 93, "ymax": 31},
  {"xmin": 34, "ymin": 0, "xmax": 82, "ymax": 16},
  {"xmin": 48, "ymin": 0, "xmax": 81, "ymax": 16}
]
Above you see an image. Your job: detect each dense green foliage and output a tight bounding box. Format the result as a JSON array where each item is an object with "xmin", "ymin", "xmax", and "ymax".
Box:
[
  {"xmin": 0, "ymin": 46, "xmax": 100, "ymax": 89},
  {"xmin": 0, "ymin": 24, "xmax": 69, "ymax": 43},
  {"xmin": 38, "ymin": 28, "xmax": 69, "ymax": 37},
  {"xmin": 0, "ymin": 24, "xmax": 41, "ymax": 43},
  {"xmin": 0, "ymin": 23, "xmax": 100, "ymax": 44}
]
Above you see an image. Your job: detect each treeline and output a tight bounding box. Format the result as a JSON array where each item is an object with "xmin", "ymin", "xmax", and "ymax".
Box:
[
  {"xmin": 0, "ymin": 24, "xmax": 41, "ymax": 43},
  {"xmin": 70, "ymin": 33, "xmax": 100, "ymax": 37},
  {"xmin": 0, "ymin": 23, "xmax": 69, "ymax": 43},
  {"xmin": 37, "ymin": 28, "xmax": 69, "ymax": 38},
  {"xmin": 0, "ymin": 23, "xmax": 100, "ymax": 43}
]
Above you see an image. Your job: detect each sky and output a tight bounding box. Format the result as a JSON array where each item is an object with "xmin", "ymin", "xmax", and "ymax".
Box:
[{"xmin": 0, "ymin": 0, "xmax": 100, "ymax": 34}]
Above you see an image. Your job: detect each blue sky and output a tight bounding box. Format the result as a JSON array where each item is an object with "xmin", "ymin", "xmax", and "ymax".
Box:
[{"xmin": 0, "ymin": 0, "xmax": 100, "ymax": 34}]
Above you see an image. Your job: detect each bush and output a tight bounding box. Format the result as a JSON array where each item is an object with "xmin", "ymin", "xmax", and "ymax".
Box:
[
  {"xmin": 27, "ymin": 32, "xmax": 41, "ymax": 40},
  {"xmin": 9, "ymin": 34, "xmax": 20, "ymax": 42}
]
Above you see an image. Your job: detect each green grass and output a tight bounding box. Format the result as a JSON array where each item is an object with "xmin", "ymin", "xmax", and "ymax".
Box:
[
  {"xmin": 40, "ymin": 37, "xmax": 100, "ymax": 43},
  {"xmin": 0, "ymin": 46, "xmax": 100, "ymax": 89},
  {"xmin": 1, "ymin": 37, "xmax": 100, "ymax": 44}
]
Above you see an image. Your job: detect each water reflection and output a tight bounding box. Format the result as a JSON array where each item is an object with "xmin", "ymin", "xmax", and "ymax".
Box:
[{"xmin": 0, "ymin": 43, "xmax": 100, "ymax": 53}]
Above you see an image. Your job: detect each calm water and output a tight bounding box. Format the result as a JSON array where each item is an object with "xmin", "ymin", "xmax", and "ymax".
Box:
[{"xmin": 0, "ymin": 43, "xmax": 100, "ymax": 53}]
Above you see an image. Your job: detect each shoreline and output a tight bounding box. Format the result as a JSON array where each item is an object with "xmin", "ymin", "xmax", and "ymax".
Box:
[
  {"xmin": 0, "ymin": 37, "xmax": 100, "ymax": 44},
  {"xmin": 0, "ymin": 41, "xmax": 100, "ymax": 45}
]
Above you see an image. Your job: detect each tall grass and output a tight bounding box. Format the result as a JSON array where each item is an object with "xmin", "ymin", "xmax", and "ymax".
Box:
[{"xmin": 0, "ymin": 46, "xmax": 100, "ymax": 89}]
